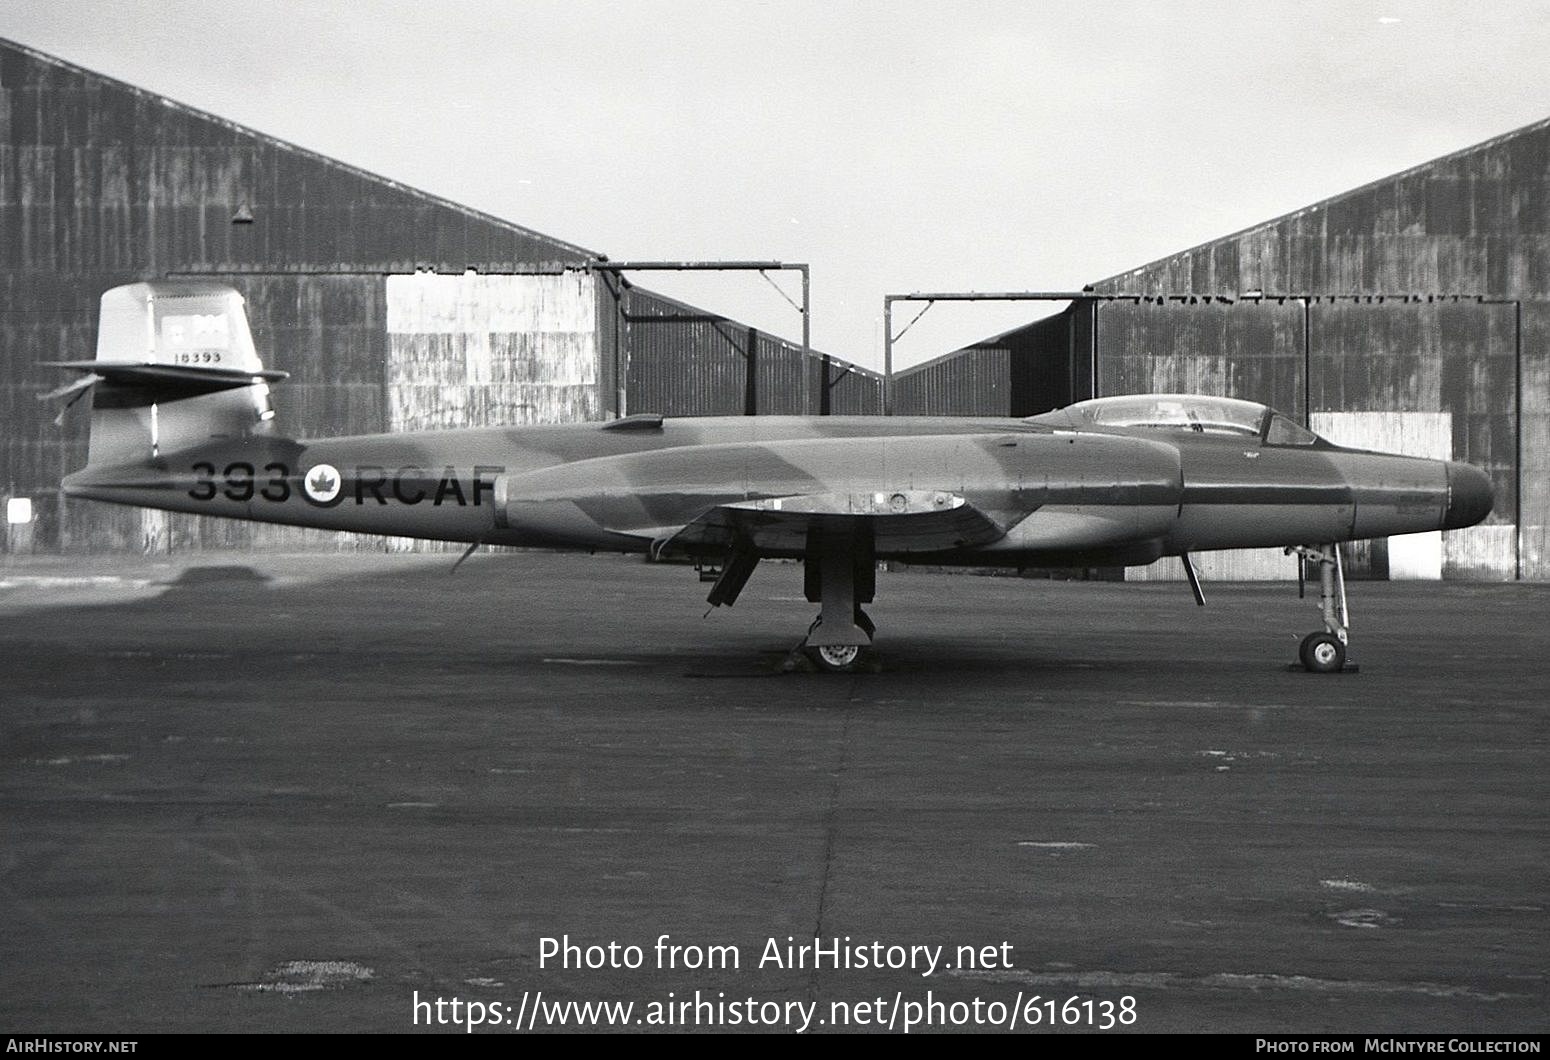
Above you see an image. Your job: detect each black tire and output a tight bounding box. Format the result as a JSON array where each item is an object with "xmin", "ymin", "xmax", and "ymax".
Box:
[
  {"xmin": 1299, "ymin": 631, "xmax": 1346, "ymax": 673},
  {"xmin": 807, "ymin": 644, "xmax": 866, "ymax": 674},
  {"xmin": 1298, "ymin": 631, "xmax": 1319, "ymax": 666}
]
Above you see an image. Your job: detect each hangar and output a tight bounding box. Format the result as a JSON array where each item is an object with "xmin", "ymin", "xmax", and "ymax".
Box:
[
  {"xmin": 0, "ymin": 37, "xmax": 881, "ymax": 555},
  {"xmin": 893, "ymin": 117, "xmax": 1549, "ymax": 583}
]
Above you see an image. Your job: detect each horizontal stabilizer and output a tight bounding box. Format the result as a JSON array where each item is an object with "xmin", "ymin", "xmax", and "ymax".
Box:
[{"xmin": 44, "ymin": 360, "xmax": 288, "ymax": 389}]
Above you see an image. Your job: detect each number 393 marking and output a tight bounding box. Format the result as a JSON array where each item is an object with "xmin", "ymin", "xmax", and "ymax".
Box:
[{"xmin": 189, "ymin": 461, "xmax": 290, "ymax": 502}]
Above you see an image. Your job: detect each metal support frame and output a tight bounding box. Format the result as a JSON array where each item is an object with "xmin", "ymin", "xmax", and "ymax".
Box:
[{"xmin": 589, "ymin": 260, "xmax": 815, "ymax": 414}]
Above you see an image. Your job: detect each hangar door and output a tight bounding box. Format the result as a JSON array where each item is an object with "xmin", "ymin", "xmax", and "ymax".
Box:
[{"xmin": 385, "ymin": 272, "xmax": 602, "ymax": 432}]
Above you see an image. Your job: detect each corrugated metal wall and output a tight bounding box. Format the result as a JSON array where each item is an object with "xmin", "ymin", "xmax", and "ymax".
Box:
[
  {"xmin": 0, "ymin": 44, "xmax": 590, "ymax": 277},
  {"xmin": 1100, "ymin": 122, "xmax": 1550, "ymax": 299},
  {"xmin": 1010, "ymin": 307, "xmax": 1086, "ymax": 416},
  {"xmin": 822, "ymin": 359, "xmax": 885, "ymax": 416},
  {"xmin": 1096, "ymin": 300, "xmax": 1306, "ymax": 419},
  {"xmin": 892, "ymin": 305, "xmax": 1081, "ymax": 418},
  {"xmin": 619, "ymin": 285, "xmax": 880, "ymax": 416},
  {"xmin": 622, "ymin": 286, "xmax": 745, "ymax": 416},
  {"xmin": 893, "ymin": 346, "xmax": 1011, "ymax": 416}
]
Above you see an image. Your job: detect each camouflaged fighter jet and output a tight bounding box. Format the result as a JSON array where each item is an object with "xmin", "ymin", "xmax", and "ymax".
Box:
[{"xmin": 47, "ymin": 281, "xmax": 1494, "ymax": 673}]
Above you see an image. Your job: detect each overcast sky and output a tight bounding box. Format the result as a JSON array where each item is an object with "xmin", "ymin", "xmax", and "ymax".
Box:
[{"xmin": 6, "ymin": 1, "xmax": 1550, "ymax": 369}]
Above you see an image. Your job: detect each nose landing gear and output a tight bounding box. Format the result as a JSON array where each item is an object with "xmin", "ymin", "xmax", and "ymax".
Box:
[
  {"xmin": 1299, "ymin": 630, "xmax": 1346, "ymax": 673},
  {"xmin": 1287, "ymin": 544, "xmax": 1357, "ymax": 673}
]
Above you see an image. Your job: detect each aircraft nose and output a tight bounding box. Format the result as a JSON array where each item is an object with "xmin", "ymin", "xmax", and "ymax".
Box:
[{"xmin": 1443, "ymin": 461, "xmax": 1494, "ymax": 530}]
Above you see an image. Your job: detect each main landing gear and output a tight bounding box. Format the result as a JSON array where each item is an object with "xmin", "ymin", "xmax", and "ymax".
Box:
[
  {"xmin": 697, "ymin": 524, "xmax": 879, "ymax": 674},
  {"xmin": 1286, "ymin": 544, "xmax": 1355, "ymax": 673},
  {"xmin": 800, "ymin": 523, "xmax": 877, "ymax": 674}
]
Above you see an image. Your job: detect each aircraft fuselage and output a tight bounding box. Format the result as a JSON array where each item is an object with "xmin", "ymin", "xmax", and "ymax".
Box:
[{"xmin": 64, "ymin": 413, "xmax": 1490, "ymax": 568}]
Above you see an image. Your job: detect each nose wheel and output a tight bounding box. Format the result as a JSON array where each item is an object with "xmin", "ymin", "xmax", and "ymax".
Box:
[
  {"xmin": 1298, "ymin": 631, "xmax": 1347, "ymax": 673},
  {"xmin": 1287, "ymin": 544, "xmax": 1357, "ymax": 674}
]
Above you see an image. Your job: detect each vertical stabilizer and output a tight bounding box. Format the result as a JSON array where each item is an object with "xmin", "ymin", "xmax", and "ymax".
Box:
[{"xmin": 55, "ymin": 282, "xmax": 286, "ymax": 470}]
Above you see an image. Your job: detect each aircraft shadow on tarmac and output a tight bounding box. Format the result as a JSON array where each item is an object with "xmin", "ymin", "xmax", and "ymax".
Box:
[{"xmin": 158, "ymin": 565, "xmax": 274, "ymax": 591}]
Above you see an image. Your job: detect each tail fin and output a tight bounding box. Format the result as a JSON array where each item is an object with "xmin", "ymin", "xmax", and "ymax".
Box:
[{"xmin": 45, "ymin": 282, "xmax": 287, "ymax": 469}]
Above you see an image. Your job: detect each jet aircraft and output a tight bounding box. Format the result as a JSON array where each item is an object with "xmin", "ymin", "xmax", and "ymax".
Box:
[{"xmin": 47, "ymin": 282, "xmax": 1494, "ymax": 672}]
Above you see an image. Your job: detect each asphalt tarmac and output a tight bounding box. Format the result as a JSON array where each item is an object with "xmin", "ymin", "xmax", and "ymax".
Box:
[{"xmin": 1, "ymin": 551, "xmax": 1545, "ymax": 1034}]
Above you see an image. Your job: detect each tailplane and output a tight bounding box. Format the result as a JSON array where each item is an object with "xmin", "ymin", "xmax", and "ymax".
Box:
[{"xmin": 44, "ymin": 282, "xmax": 287, "ymax": 470}]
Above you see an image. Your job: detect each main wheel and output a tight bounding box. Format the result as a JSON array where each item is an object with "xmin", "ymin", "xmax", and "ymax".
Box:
[
  {"xmin": 1299, "ymin": 631, "xmax": 1346, "ymax": 673},
  {"xmin": 808, "ymin": 644, "xmax": 865, "ymax": 673}
]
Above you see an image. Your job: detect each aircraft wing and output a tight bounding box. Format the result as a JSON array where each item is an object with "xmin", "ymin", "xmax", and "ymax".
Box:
[
  {"xmin": 494, "ymin": 429, "xmax": 1186, "ymax": 556},
  {"xmin": 660, "ymin": 489, "xmax": 1007, "ymax": 555}
]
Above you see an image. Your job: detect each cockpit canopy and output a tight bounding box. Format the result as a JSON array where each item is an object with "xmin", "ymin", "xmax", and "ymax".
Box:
[{"xmin": 1043, "ymin": 394, "xmax": 1324, "ymax": 446}]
